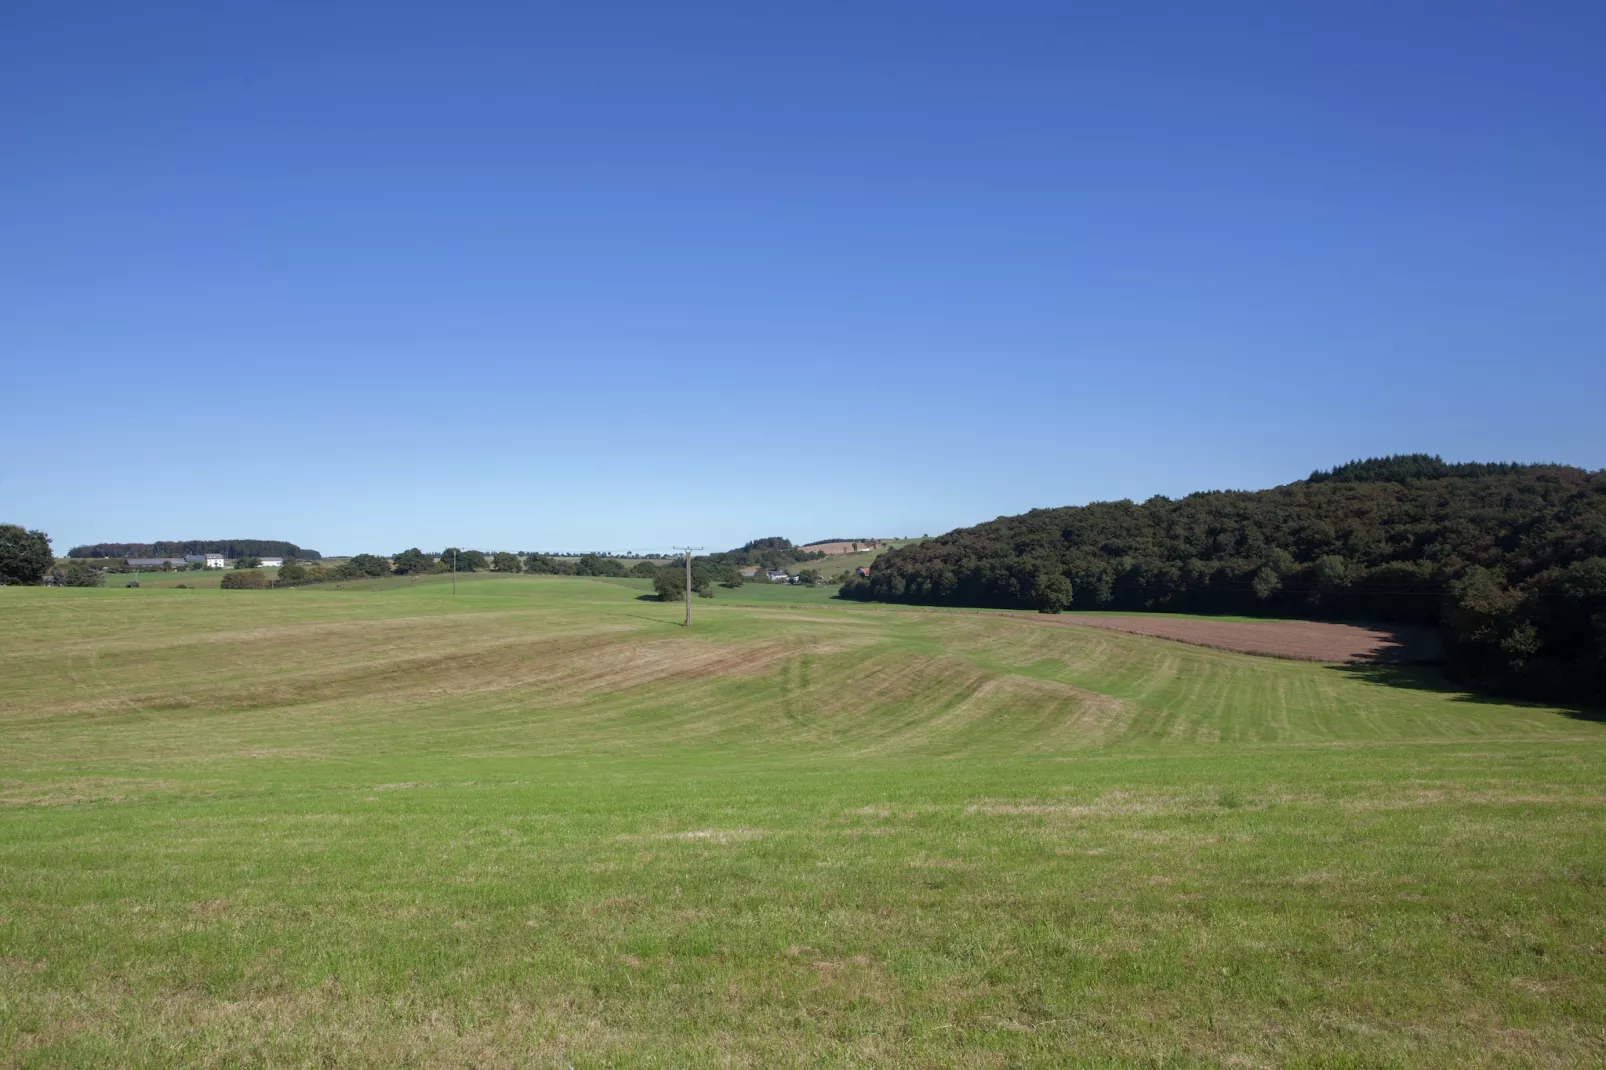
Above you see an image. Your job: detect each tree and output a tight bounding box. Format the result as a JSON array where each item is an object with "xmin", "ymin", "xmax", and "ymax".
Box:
[
  {"xmin": 392, "ymin": 548, "xmax": 434, "ymax": 575},
  {"xmin": 1251, "ymin": 566, "xmax": 1282, "ymax": 601},
  {"xmin": 234, "ymin": 556, "xmax": 261, "ymax": 570},
  {"xmin": 653, "ymin": 567, "xmax": 684, "ymax": 602},
  {"xmin": 221, "ymin": 571, "xmax": 268, "ymax": 589},
  {"xmin": 630, "ymin": 560, "xmax": 659, "ymax": 579},
  {"xmin": 1314, "ymin": 555, "xmax": 1349, "ymax": 591},
  {"xmin": 653, "ymin": 564, "xmax": 713, "ymax": 602},
  {"xmin": 439, "ymin": 548, "xmax": 485, "ymax": 572},
  {"xmin": 348, "ymin": 553, "xmax": 390, "ymax": 577},
  {"xmin": 492, "ymin": 551, "xmax": 522, "ymax": 573},
  {"xmin": 0, "ymin": 525, "xmax": 53, "ymax": 585},
  {"xmin": 574, "ymin": 554, "xmax": 627, "ymax": 577},
  {"xmin": 797, "ymin": 569, "xmax": 820, "ymax": 587},
  {"xmin": 523, "ymin": 554, "xmax": 563, "ymax": 574},
  {"xmin": 277, "ymin": 560, "xmax": 309, "ymax": 584},
  {"xmin": 1034, "ymin": 572, "xmax": 1073, "ymax": 613}
]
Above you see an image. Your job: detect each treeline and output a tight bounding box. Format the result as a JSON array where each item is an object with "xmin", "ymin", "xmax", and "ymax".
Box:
[
  {"xmin": 68, "ymin": 540, "xmax": 319, "ymax": 560},
  {"xmin": 1307, "ymin": 455, "xmax": 1536, "ymax": 484},
  {"xmin": 701, "ymin": 537, "xmax": 826, "ymax": 571},
  {"xmin": 840, "ymin": 456, "xmax": 1606, "ymax": 703}
]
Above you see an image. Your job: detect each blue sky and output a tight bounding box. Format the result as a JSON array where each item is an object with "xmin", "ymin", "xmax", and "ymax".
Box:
[{"xmin": 5, "ymin": 3, "xmax": 1603, "ymax": 556}]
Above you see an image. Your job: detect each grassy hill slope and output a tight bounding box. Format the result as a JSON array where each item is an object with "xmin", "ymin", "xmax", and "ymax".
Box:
[{"xmin": 2, "ymin": 575, "xmax": 1603, "ymax": 1066}]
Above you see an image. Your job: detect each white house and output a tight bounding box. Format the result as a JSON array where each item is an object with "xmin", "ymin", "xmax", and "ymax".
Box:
[
  {"xmin": 258, "ymin": 556, "xmax": 285, "ymax": 568},
  {"xmin": 765, "ymin": 570, "xmax": 789, "ymax": 583},
  {"xmin": 184, "ymin": 554, "xmax": 226, "ymax": 569}
]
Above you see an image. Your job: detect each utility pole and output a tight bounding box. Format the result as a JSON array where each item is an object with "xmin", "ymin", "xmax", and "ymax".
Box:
[
  {"xmin": 672, "ymin": 546, "xmax": 703, "ymax": 626},
  {"xmin": 452, "ymin": 549, "xmax": 457, "ymax": 596}
]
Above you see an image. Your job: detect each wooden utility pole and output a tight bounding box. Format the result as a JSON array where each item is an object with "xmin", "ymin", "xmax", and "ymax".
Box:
[
  {"xmin": 451, "ymin": 549, "xmax": 457, "ymax": 596},
  {"xmin": 672, "ymin": 546, "xmax": 703, "ymax": 626}
]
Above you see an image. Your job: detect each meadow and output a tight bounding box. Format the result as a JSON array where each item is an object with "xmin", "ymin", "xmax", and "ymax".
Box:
[{"xmin": 2, "ymin": 575, "xmax": 1604, "ymax": 1067}]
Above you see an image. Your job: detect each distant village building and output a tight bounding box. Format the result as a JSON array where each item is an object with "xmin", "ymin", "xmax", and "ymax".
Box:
[
  {"xmin": 258, "ymin": 556, "xmax": 285, "ymax": 568},
  {"xmin": 739, "ymin": 567, "xmax": 760, "ymax": 578},
  {"xmin": 765, "ymin": 570, "xmax": 789, "ymax": 583},
  {"xmin": 184, "ymin": 554, "xmax": 226, "ymax": 568},
  {"xmin": 126, "ymin": 557, "xmax": 188, "ymax": 569},
  {"xmin": 856, "ymin": 567, "xmax": 871, "ymax": 578}
]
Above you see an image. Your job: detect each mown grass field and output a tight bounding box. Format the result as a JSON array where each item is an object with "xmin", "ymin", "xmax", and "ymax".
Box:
[{"xmin": 2, "ymin": 575, "xmax": 1604, "ymax": 1067}]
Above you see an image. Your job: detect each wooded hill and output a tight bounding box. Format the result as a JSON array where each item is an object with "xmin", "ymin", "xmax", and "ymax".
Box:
[
  {"xmin": 840, "ymin": 456, "xmax": 1606, "ymax": 702},
  {"xmin": 67, "ymin": 540, "xmax": 320, "ymax": 560},
  {"xmin": 700, "ymin": 538, "xmax": 826, "ymax": 571}
]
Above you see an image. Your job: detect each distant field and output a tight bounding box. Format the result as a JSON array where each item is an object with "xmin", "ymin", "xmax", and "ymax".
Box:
[
  {"xmin": 801, "ymin": 539, "xmax": 897, "ymax": 556},
  {"xmin": 2, "ymin": 575, "xmax": 1603, "ymax": 1066},
  {"xmin": 96, "ymin": 567, "xmax": 278, "ymax": 589},
  {"xmin": 805, "ymin": 539, "xmax": 924, "ymax": 575}
]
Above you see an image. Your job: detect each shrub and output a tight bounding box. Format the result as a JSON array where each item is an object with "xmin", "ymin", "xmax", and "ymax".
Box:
[
  {"xmin": 221, "ymin": 571, "xmax": 268, "ymax": 589},
  {"xmin": 54, "ymin": 561, "xmax": 105, "ymax": 587}
]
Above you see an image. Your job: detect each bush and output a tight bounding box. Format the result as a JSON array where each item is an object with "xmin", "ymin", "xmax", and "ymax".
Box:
[
  {"xmin": 221, "ymin": 571, "xmax": 268, "ymax": 589},
  {"xmin": 59, "ymin": 561, "xmax": 105, "ymax": 587}
]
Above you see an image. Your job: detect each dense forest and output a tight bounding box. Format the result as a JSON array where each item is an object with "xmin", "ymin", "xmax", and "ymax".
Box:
[
  {"xmin": 841, "ymin": 456, "xmax": 1606, "ymax": 702},
  {"xmin": 68, "ymin": 540, "xmax": 319, "ymax": 560}
]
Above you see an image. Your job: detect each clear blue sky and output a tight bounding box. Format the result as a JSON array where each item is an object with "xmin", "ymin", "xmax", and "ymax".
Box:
[{"xmin": 5, "ymin": 3, "xmax": 1603, "ymax": 556}]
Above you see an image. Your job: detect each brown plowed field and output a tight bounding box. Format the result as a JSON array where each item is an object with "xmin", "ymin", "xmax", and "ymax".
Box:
[{"xmin": 1054, "ymin": 614, "xmax": 1441, "ymax": 664}]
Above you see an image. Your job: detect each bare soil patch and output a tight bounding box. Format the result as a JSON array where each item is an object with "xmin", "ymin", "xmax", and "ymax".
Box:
[{"xmin": 1054, "ymin": 615, "xmax": 1440, "ymax": 664}]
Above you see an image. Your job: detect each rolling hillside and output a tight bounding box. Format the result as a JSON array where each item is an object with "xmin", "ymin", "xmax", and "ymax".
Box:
[{"xmin": 2, "ymin": 575, "xmax": 1603, "ymax": 1065}]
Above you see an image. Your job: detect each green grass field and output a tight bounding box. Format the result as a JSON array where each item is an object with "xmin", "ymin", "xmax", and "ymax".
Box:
[
  {"xmin": 802, "ymin": 538, "xmax": 925, "ymax": 576},
  {"xmin": 3, "ymin": 575, "xmax": 1604, "ymax": 1067}
]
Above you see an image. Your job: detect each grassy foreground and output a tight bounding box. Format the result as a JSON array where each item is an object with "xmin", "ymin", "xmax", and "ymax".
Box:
[{"xmin": 2, "ymin": 575, "xmax": 1604, "ymax": 1067}]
